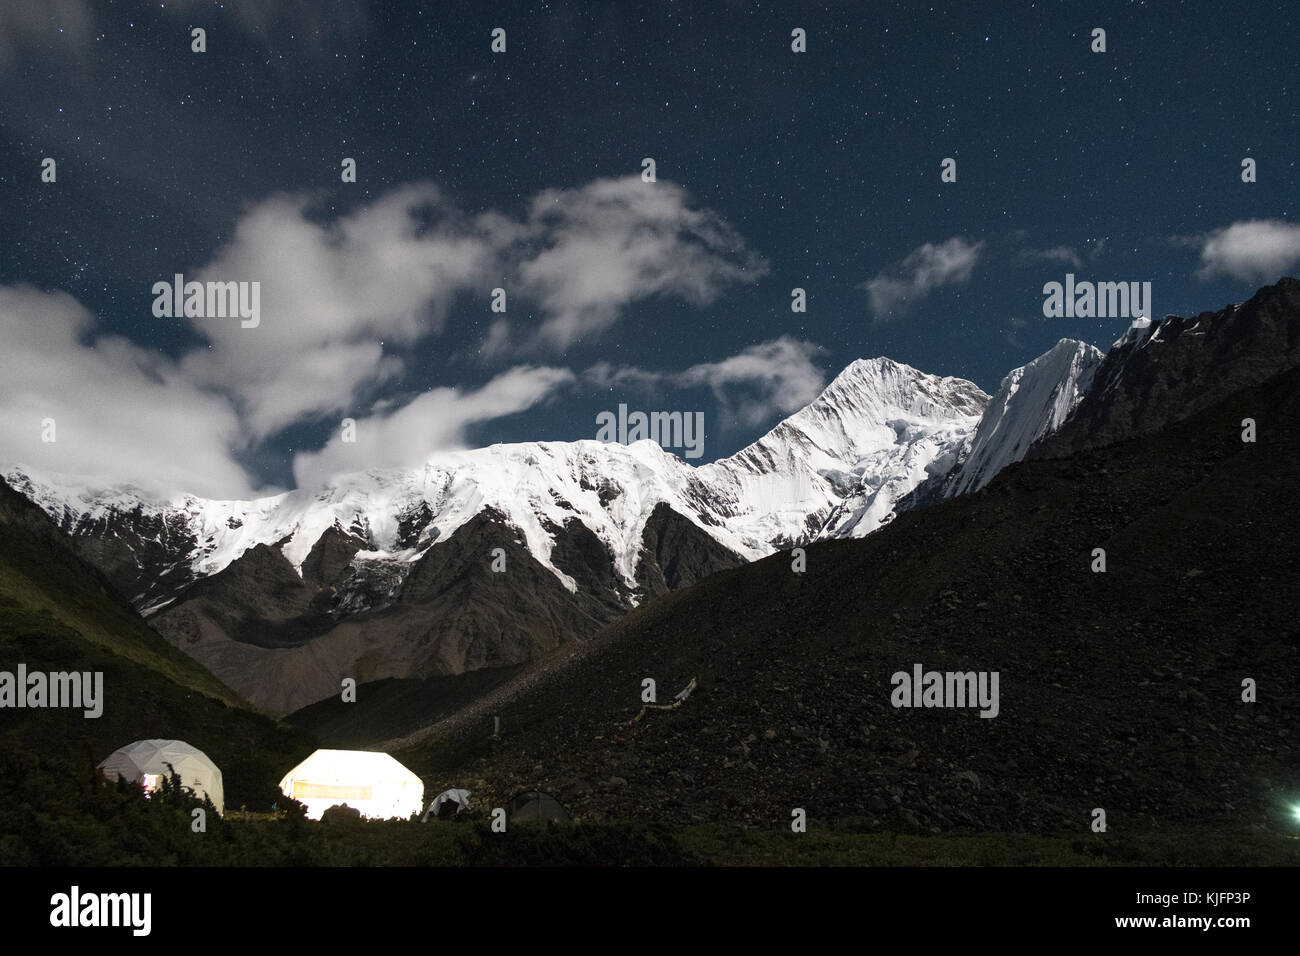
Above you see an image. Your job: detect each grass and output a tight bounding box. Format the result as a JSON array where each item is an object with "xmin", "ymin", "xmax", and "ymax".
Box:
[
  {"xmin": 6, "ymin": 743, "xmax": 1298, "ymax": 866},
  {"xmin": 674, "ymin": 824, "xmax": 1300, "ymax": 867},
  {"xmin": 0, "ymin": 525, "xmax": 243, "ymax": 708},
  {"xmin": 13, "ymin": 801, "xmax": 1298, "ymax": 867},
  {"xmin": 0, "ymin": 603, "xmax": 316, "ymax": 812}
]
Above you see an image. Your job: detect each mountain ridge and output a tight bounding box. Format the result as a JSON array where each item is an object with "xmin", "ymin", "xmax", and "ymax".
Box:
[
  {"xmin": 9, "ymin": 278, "xmax": 1298, "ymax": 715},
  {"xmin": 4, "ymin": 355, "xmax": 989, "ymax": 607},
  {"xmin": 400, "ymin": 361, "xmax": 1300, "ymax": 831}
]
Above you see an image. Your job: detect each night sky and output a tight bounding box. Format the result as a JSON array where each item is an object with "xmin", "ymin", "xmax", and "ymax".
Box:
[{"xmin": 1, "ymin": 0, "xmax": 1295, "ymax": 497}]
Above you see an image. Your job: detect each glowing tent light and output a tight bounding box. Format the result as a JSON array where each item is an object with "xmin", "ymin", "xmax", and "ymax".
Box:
[{"xmin": 278, "ymin": 749, "xmax": 424, "ymax": 821}]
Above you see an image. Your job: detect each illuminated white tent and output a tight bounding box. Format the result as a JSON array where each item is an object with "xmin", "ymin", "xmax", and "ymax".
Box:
[
  {"xmin": 98, "ymin": 739, "xmax": 225, "ymax": 815},
  {"xmin": 278, "ymin": 749, "xmax": 424, "ymax": 821}
]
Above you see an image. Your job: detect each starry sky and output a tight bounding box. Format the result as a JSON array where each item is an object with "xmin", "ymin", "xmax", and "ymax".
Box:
[{"xmin": 0, "ymin": 0, "xmax": 1296, "ymax": 497}]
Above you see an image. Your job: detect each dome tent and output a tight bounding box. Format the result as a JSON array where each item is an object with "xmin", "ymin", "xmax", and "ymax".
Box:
[
  {"xmin": 278, "ymin": 749, "xmax": 424, "ymax": 821},
  {"xmin": 98, "ymin": 739, "xmax": 225, "ymax": 815},
  {"xmin": 421, "ymin": 788, "xmax": 471, "ymax": 821},
  {"xmin": 507, "ymin": 791, "xmax": 571, "ymax": 824}
]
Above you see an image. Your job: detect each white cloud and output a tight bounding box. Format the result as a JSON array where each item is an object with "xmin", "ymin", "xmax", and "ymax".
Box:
[
  {"xmin": 2, "ymin": 176, "xmax": 765, "ymax": 496},
  {"xmin": 0, "ymin": 0, "xmax": 370, "ymax": 70},
  {"xmin": 1195, "ymin": 219, "xmax": 1300, "ymax": 282},
  {"xmin": 508, "ymin": 176, "xmax": 768, "ymax": 350},
  {"xmin": 1011, "ymin": 236, "xmax": 1107, "ymax": 271},
  {"xmin": 586, "ymin": 337, "xmax": 827, "ymax": 430},
  {"xmin": 178, "ymin": 185, "xmax": 498, "ymax": 439},
  {"xmin": 677, "ymin": 337, "xmax": 827, "ymax": 428},
  {"xmin": 178, "ymin": 178, "xmax": 762, "ymax": 436},
  {"xmin": 291, "ymin": 365, "xmax": 574, "ymax": 489},
  {"xmin": 862, "ymin": 237, "xmax": 984, "ymax": 319},
  {"xmin": 0, "ymin": 285, "xmax": 259, "ymax": 499}
]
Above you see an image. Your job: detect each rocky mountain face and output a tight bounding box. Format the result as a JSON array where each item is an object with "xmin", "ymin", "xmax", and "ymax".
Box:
[
  {"xmin": 150, "ymin": 509, "xmax": 635, "ymax": 713},
  {"xmin": 419, "ymin": 364, "xmax": 1300, "ymax": 833},
  {"xmin": 900, "ymin": 277, "xmax": 1300, "ymax": 514},
  {"xmin": 899, "ymin": 339, "xmax": 1103, "ymax": 511},
  {"xmin": 8, "ymin": 278, "xmax": 1295, "ymax": 715},
  {"xmin": 4, "ymin": 357, "xmax": 986, "ymax": 712},
  {"xmin": 1033, "ymin": 276, "xmax": 1300, "ymax": 458}
]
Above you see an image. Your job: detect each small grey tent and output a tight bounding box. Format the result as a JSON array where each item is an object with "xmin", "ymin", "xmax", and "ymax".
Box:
[
  {"xmin": 507, "ymin": 791, "xmax": 571, "ymax": 824},
  {"xmin": 421, "ymin": 788, "xmax": 471, "ymax": 821}
]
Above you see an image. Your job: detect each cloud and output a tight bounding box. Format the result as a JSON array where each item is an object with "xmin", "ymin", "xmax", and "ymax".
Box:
[
  {"xmin": 585, "ymin": 362, "xmax": 668, "ymax": 392},
  {"xmin": 3, "ymin": 175, "xmax": 765, "ymax": 496},
  {"xmin": 586, "ymin": 336, "xmax": 827, "ymax": 430},
  {"xmin": 1016, "ymin": 244, "xmax": 1084, "ymax": 270},
  {"xmin": 179, "ymin": 178, "xmax": 762, "ymax": 437},
  {"xmin": 0, "ymin": 285, "xmax": 259, "ymax": 499},
  {"xmin": 1194, "ymin": 219, "xmax": 1300, "ymax": 282},
  {"xmin": 862, "ymin": 237, "xmax": 983, "ymax": 319},
  {"xmin": 179, "ymin": 185, "xmax": 499, "ymax": 439},
  {"xmin": 1012, "ymin": 236, "xmax": 1107, "ymax": 271},
  {"xmin": 291, "ymin": 365, "xmax": 574, "ymax": 489},
  {"xmin": 508, "ymin": 176, "xmax": 768, "ymax": 351},
  {"xmin": 0, "ymin": 0, "xmax": 95, "ymax": 70},
  {"xmin": 677, "ymin": 337, "xmax": 827, "ymax": 427},
  {"xmin": 0, "ymin": 0, "xmax": 370, "ymax": 69}
]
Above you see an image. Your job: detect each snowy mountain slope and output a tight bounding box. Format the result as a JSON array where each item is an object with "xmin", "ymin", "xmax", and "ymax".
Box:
[
  {"xmin": 3, "ymin": 354, "xmax": 995, "ymax": 713},
  {"xmin": 4, "ymin": 439, "xmax": 747, "ymax": 615},
  {"xmin": 813, "ymin": 417, "xmax": 976, "ymax": 538},
  {"xmin": 3, "ymin": 356, "xmax": 988, "ymax": 615},
  {"xmin": 945, "ymin": 339, "xmax": 1103, "ymax": 497},
  {"xmin": 890, "ymin": 338, "xmax": 1105, "ymax": 515},
  {"xmin": 701, "ymin": 357, "xmax": 988, "ymax": 546}
]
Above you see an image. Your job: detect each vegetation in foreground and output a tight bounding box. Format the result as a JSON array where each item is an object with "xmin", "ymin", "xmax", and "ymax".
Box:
[{"xmin": 4, "ymin": 751, "xmax": 1298, "ymax": 867}]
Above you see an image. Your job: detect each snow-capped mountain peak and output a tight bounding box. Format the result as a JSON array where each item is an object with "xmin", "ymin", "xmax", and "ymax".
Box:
[
  {"xmin": 3, "ymin": 354, "xmax": 991, "ymax": 611},
  {"xmin": 945, "ymin": 339, "xmax": 1103, "ymax": 497},
  {"xmin": 702, "ymin": 357, "xmax": 988, "ymax": 546}
]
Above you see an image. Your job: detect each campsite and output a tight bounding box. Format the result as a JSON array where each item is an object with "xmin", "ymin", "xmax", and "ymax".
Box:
[{"xmin": 0, "ymin": 3, "xmax": 1297, "ymax": 883}]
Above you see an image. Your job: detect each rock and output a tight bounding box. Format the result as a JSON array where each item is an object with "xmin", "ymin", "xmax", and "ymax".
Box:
[
  {"xmin": 321, "ymin": 803, "xmax": 363, "ymax": 825},
  {"xmin": 894, "ymin": 749, "xmax": 920, "ymax": 768}
]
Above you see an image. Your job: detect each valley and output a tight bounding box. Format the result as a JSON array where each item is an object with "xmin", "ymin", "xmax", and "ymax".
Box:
[{"xmin": 2, "ymin": 279, "xmax": 1298, "ymax": 865}]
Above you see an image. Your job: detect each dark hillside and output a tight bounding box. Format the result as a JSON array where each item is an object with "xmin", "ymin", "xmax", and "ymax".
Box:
[{"xmin": 418, "ymin": 367, "xmax": 1300, "ymax": 836}]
